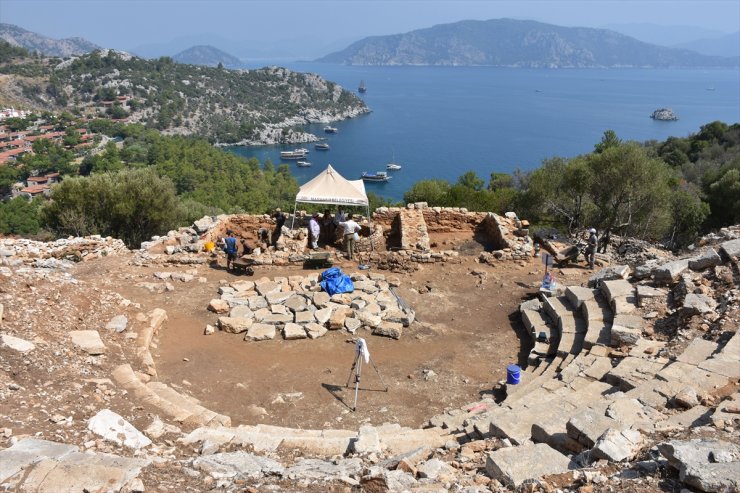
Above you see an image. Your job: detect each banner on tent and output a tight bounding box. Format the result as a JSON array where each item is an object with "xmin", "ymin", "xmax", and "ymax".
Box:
[{"xmin": 296, "ymin": 195, "xmax": 368, "ymax": 205}]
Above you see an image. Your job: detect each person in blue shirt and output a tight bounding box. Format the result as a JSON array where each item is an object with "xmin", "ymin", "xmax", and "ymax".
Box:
[{"xmin": 222, "ymin": 230, "xmax": 238, "ymax": 270}]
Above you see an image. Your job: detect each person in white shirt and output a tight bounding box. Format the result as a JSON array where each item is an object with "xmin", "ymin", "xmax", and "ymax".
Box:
[
  {"xmin": 338, "ymin": 213, "xmax": 360, "ymax": 260},
  {"xmin": 308, "ymin": 213, "xmax": 320, "ymax": 250}
]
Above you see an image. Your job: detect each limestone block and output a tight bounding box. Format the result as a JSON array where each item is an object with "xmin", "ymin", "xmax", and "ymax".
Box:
[
  {"xmin": 719, "ymin": 238, "xmax": 740, "ymax": 262},
  {"xmin": 69, "ymin": 330, "xmax": 106, "ymax": 355},
  {"xmin": 636, "ymin": 285, "xmax": 668, "ymax": 307},
  {"xmin": 677, "ymin": 338, "xmax": 719, "ymax": 366},
  {"xmin": 88, "ymin": 409, "xmax": 151, "ymax": 449},
  {"xmin": 354, "ymin": 426, "xmax": 381, "ymax": 455},
  {"xmin": 567, "ymin": 408, "xmax": 619, "ymax": 448},
  {"xmin": 314, "ymin": 307, "xmax": 332, "ymax": 325},
  {"xmin": 653, "ymin": 259, "xmax": 690, "ymax": 284},
  {"xmin": 105, "ymin": 315, "xmax": 128, "ymax": 333},
  {"xmin": 283, "ymin": 323, "xmax": 308, "ymax": 340},
  {"xmin": 245, "ymin": 324, "xmax": 276, "ymax": 341},
  {"xmin": 382, "ymin": 309, "xmax": 415, "ymax": 327},
  {"xmin": 329, "ymin": 308, "xmax": 351, "ymax": 330},
  {"xmin": 218, "ymin": 316, "xmax": 253, "ymax": 334},
  {"xmin": 600, "ymin": 279, "xmax": 634, "ymax": 303},
  {"xmin": 587, "ymin": 265, "xmax": 630, "ymax": 288},
  {"xmin": 247, "ymin": 296, "xmax": 268, "ymax": 310},
  {"xmin": 261, "ymin": 313, "xmax": 293, "ymax": 324},
  {"xmin": 658, "ymin": 439, "xmax": 740, "ymax": 493},
  {"xmin": 485, "ymin": 442, "xmax": 573, "ymax": 488},
  {"xmin": 193, "ymin": 451, "xmax": 284, "ymax": 480},
  {"xmin": 283, "ymin": 295, "xmax": 307, "ymax": 313},
  {"xmin": 565, "ymin": 286, "xmax": 598, "ymax": 309},
  {"xmin": 344, "ymin": 317, "xmax": 362, "ymax": 333},
  {"xmin": 229, "ymin": 305, "xmax": 254, "ymax": 319},
  {"xmin": 1, "ymin": 334, "xmax": 35, "ymax": 353},
  {"xmin": 356, "ymin": 310, "xmax": 382, "ymax": 328},
  {"xmin": 294, "ymin": 311, "xmax": 316, "ymax": 324},
  {"xmin": 255, "ymin": 281, "xmax": 282, "ymax": 296},
  {"xmin": 689, "ymin": 248, "xmax": 721, "ymax": 271},
  {"xmin": 312, "ymin": 291, "xmax": 331, "ymax": 308},
  {"xmin": 208, "ymin": 299, "xmax": 230, "ymax": 314},
  {"xmin": 416, "ymin": 458, "xmax": 454, "ymax": 480},
  {"xmin": 682, "ymin": 293, "xmax": 717, "ymax": 316},
  {"xmin": 591, "ymin": 428, "xmax": 644, "ymax": 462},
  {"xmin": 265, "ymin": 291, "xmax": 292, "ymax": 305},
  {"xmin": 305, "ymin": 323, "xmax": 328, "ymax": 339},
  {"xmin": 374, "ymin": 321, "xmax": 403, "ymax": 339}
]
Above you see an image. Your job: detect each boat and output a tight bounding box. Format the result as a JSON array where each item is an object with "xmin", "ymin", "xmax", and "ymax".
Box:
[
  {"xmin": 361, "ymin": 171, "xmax": 391, "ymax": 182},
  {"xmin": 386, "ymin": 149, "xmax": 401, "ymax": 170},
  {"xmin": 358, "ymin": 80, "xmax": 367, "ymax": 94},
  {"xmin": 280, "ymin": 148, "xmax": 309, "ymax": 159},
  {"xmin": 296, "ymin": 160, "xmax": 312, "ymax": 167},
  {"xmin": 314, "ymin": 142, "xmax": 330, "ymax": 150},
  {"xmin": 324, "ymin": 126, "xmax": 338, "ymax": 134},
  {"xmin": 706, "ymin": 85, "xmax": 715, "ymax": 91}
]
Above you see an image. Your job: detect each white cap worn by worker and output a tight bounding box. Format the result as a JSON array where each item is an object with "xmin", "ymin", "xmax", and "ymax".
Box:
[{"xmin": 589, "ymin": 228, "xmax": 596, "ymax": 234}]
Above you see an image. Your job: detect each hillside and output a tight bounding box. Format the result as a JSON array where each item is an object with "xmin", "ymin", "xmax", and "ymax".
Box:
[
  {"xmin": 318, "ymin": 18, "xmax": 738, "ymax": 68},
  {"xmin": 0, "ymin": 48, "xmax": 368, "ymax": 145},
  {"xmin": 0, "ymin": 23, "xmax": 99, "ymax": 57},
  {"xmin": 172, "ymin": 44, "xmax": 242, "ymax": 68}
]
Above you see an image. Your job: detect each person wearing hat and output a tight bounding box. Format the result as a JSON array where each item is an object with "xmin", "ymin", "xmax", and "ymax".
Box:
[
  {"xmin": 586, "ymin": 228, "xmax": 598, "ymax": 269},
  {"xmin": 308, "ymin": 213, "xmax": 321, "ymax": 250},
  {"xmin": 271, "ymin": 208, "xmax": 286, "ymax": 246}
]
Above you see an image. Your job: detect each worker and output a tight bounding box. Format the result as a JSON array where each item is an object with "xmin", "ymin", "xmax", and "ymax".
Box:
[{"xmin": 222, "ymin": 230, "xmax": 238, "ymax": 270}]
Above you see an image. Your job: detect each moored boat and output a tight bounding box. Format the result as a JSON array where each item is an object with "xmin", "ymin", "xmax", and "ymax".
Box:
[
  {"xmin": 280, "ymin": 148, "xmax": 310, "ymax": 159},
  {"xmin": 358, "ymin": 80, "xmax": 367, "ymax": 93},
  {"xmin": 361, "ymin": 171, "xmax": 391, "ymax": 182},
  {"xmin": 324, "ymin": 126, "xmax": 338, "ymax": 134},
  {"xmin": 314, "ymin": 142, "xmax": 330, "ymax": 150},
  {"xmin": 296, "ymin": 160, "xmax": 312, "ymax": 167},
  {"xmin": 386, "ymin": 163, "xmax": 402, "ymax": 171}
]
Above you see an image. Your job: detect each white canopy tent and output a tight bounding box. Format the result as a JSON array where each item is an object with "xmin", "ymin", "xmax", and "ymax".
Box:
[{"xmin": 291, "ymin": 164, "xmax": 369, "ymax": 227}]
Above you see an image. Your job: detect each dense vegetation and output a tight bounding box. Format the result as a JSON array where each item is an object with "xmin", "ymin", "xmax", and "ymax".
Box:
[
  {"xmin": 404, "ymin": 122, "xmax": 739, "ymax": 248},
  {"xmin": 1, "ymin": 119, "xmax": 300, "ymax": 247}
]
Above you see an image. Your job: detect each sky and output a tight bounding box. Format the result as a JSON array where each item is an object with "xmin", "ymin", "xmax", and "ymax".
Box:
[{"xmin": 1, "ymin": 0, "xmax": 739, "ymax": 58}]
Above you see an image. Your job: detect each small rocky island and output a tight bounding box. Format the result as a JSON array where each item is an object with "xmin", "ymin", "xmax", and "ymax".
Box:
[{"xmin": 651, "ymin": 108, "xmax": 678, "ymax": 121}]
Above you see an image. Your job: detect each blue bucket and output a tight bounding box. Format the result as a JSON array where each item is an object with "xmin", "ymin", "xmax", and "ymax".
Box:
[{"xmin": 506, "ymin": 364, "xmax": 521, "ymax": 385}]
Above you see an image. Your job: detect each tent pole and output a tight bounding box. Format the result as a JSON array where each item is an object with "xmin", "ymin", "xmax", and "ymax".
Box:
[{"xmin": 291, "ymin": 201, "xmax": 298, "ymax": 229}]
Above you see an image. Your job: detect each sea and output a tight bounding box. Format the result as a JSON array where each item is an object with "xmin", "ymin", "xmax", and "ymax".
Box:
[{"xmin": 227, "ymin": 63, "xmax": 740, "ymax": 201}]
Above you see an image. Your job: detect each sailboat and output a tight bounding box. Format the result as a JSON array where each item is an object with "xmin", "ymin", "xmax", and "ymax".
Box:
[
  {"xmin": 358, "ymin": 80, "xmax": 367, "ymax": 94},
  {"xmin": 386, "ymin": 149, "xmax": 401, "ymax": 171}
]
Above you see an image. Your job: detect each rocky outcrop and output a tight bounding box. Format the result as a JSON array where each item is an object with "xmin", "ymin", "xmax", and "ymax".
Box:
[{"xmin": 651, "ymin": 108, "xmax": 678, "ymax": 121}]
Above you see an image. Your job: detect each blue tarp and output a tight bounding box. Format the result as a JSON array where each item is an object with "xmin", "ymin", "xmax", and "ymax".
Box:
[{"xmin": 320, "ymin": 267, "xmax": 354, "ymax": 296}]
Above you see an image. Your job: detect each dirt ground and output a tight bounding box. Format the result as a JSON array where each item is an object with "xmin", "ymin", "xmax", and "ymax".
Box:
[{"xmin": 71, "ymin": 242, "xmax": 593, "ymax": 432}]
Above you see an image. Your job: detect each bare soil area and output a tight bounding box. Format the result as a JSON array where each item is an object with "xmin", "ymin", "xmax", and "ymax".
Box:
[{"xmin": 72, "ymin": 248, "xmax": 594, "ymax": 431}]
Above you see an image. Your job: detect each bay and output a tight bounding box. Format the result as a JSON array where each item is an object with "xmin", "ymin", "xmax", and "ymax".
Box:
[{"xmin": 228, "ymin": 63, "xmax": 740, "ymax": 201}]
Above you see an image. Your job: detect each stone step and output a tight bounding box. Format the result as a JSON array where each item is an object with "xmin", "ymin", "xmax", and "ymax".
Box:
[
  {"xmin": 605, "ymin": 356, "xmax": 668, "ymax": 391},
  {"xmin": 521, "ymin": 309, "xmax": 556, "ymax": 342},
  {"xmin": 542, "ymin": 296, "xmax": 574, "ymax": 328},
  {"xmin": 147, "ymin": 382, "xmax": 231, "ymax": 427},
  {"xmin": 565, "ymin": 286, "xmax": 599, "ymax": 310},
  {"xmin": 600, "ymin": 279, "xmax": 634, "ymax": 305},
  {"xmin": 486, "ymin": 442, "xmax": 575, "ymax": 488}
]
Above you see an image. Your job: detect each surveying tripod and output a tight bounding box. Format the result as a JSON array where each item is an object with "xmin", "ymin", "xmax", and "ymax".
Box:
[{"xmin": 345, "ymin": 338, "xmax": 388, "ymax": 411}]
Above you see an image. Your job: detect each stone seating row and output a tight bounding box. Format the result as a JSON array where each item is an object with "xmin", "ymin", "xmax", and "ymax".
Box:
[{"xmin": 181, "ymin": 422, "xmax": 451, "ymax": 458}]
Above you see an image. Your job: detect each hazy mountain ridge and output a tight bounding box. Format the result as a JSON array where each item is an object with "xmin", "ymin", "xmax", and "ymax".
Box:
[
  {"xmin": 173, "ymin": 45, "xmax": 243, "ymax": 67},
  {"xmin": 318, "ymin": 18, "xmax": 738, "ymax": 67},
  {"xmin": 672, "ymin": 31, "xmax": 740, "ymax": 58},
  {"xmin": 0, "ymin": 23, "xmax": 100, "ymax": 57}
]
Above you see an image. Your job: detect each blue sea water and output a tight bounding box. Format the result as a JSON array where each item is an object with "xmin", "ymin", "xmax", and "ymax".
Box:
[{"xmin": 227, "ymin": 63, "xmax": 740, "ymax": 201}]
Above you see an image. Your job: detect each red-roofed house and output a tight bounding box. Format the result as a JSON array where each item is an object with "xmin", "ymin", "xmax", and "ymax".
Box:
[{"xmin": 19, "ymin": 185, "xmax": 50, "ymax": 199}]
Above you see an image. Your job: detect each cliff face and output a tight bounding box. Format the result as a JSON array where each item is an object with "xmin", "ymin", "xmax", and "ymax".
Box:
[{"xmin": 318, "ymin": 18, "xmax": 739, "ymax": 68}]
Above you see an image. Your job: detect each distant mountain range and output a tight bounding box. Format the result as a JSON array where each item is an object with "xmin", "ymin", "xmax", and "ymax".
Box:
[
  {"xmin": 0, "ymin": 23, "xmax": 99, "ymax": 57},
  {"xmin": 173, "ymin": 45, "xmax": 242, "ymax": 68},
  {"xmin": 318, "ymin": 18, "xmax": 738, "ymax": 68},
  {"xmin": 604, "ymin": 23, "xmax": 740, "ymax": 58}
]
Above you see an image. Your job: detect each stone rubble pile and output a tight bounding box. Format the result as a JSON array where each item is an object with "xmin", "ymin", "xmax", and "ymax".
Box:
[
  {"xmin": 206, "ymin": 272, "xmax": 415, "ymax": 341},
  {"xmin": 0, "ymin": 235, "xmax": 128, "ymax": 267}
]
